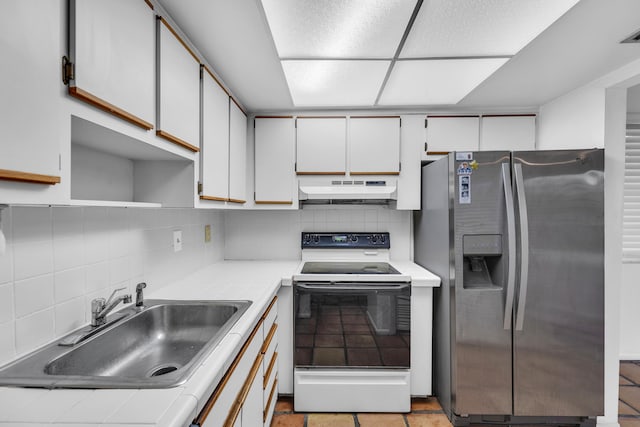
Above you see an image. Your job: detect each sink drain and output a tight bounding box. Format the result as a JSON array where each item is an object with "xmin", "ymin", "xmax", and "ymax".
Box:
[{"xmin": 148, "ymin": 364, "xmax": 179, "ymax": 377}]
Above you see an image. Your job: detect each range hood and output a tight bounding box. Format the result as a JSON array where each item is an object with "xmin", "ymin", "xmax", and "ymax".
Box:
[{"xmin": 298, "ymin": 179, "xmax": 397, "ymax": 205}]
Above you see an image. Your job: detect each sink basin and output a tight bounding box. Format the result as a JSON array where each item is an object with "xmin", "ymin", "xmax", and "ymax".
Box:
[{"xmin": 0, "ymin": 299, "xmax": 251, "ymax": 388}]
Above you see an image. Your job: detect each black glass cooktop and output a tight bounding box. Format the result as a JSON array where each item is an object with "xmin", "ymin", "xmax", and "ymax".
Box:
[{"xmin": 301, "ymin": 262, "xmax": 400, "ymax": 275}]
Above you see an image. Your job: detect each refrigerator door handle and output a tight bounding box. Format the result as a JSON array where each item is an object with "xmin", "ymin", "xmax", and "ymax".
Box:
[
  {"xmin": 514, "ymin": 163, "xmax": 529, "ymax": 331},
  {"xmin": 502, "ymin": 162, "xmax": 517, "ymax": 330}
]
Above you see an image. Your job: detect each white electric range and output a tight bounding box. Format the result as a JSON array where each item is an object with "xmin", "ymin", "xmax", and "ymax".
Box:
[{"xmin": 288, "ymin": 232, "xmax": 427, "ymax": 413}]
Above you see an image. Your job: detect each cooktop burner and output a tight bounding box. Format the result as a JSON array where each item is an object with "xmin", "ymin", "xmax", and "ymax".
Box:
[{"xmin": 301, "ymin": 261, "xmax": 400, "ymax": 275}]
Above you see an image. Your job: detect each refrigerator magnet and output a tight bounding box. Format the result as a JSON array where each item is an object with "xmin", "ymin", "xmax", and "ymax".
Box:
[
  {"xmin": 457, "ymin": 162, "xmax": 472, "ymax": 175},
  {"xmin": 459, "ymin": 175, "xmax": 471, "ymax": 204}
]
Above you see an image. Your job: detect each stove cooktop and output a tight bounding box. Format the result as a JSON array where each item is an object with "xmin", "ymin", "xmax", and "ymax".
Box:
[{"xmin": 300, "ymin": 261, "xmax": 401, "ymax": 275}]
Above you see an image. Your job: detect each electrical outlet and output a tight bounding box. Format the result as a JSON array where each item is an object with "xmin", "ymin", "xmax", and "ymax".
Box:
[
  {"xmin": 204, "ymin": 225, "xmax": 211, "ymax": 243},
  {"xmin": 173, "ymin": 230, "xmax": 182, "ymax": 252}
]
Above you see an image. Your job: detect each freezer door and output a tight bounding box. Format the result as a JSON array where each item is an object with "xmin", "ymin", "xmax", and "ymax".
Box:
[
  {"xmin": 452, "ymin": 151, "xmax": 514, "ymax": 416},
  {"xmin": 512, "ymin": 149, "xmax": 604, "ymax": 416}
]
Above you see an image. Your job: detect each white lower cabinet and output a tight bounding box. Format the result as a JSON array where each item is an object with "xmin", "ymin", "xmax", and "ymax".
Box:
[{"xmin": 194, "ymin": 297, "xmax": 278, "ymax": 427}]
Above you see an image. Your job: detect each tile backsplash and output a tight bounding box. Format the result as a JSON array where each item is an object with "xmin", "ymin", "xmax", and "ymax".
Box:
[
  {"xmin": 0, "ymin": 206, "xmax": 224, "ymax": 365},
  {"xmin": 224, "ymin": 206, "xmax": 412, "ymax": 261}
]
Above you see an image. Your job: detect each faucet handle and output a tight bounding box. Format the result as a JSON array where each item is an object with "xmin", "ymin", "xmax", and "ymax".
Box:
[
  {"xmin": 136, "ymin": 282, "xmax": 147, "ymax": 292},
  {"xmin": 91, "ymin": 298, "xmax": 106, "ymax": 314}
]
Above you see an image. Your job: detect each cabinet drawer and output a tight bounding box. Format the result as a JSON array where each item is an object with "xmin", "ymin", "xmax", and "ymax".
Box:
[
  {"xmin": 263, "ymin": 336, "xmax": 277, "ymax": 389},
  {"xmin": 262, "ymin": 297, "xmax": 278, "ymax": 335},
  {"xmin": 264, "ymin": 376, "xmax": 279, "ymax": 426},
  {"xmin": 197, "ymin": 320, "xmax": 264, "ymax": 427},
  {"xmin": 264, "ymin": 352, "xmax": 278, "ymax": 404}
]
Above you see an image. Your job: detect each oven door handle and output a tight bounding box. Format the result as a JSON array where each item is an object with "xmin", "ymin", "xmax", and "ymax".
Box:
[{"xmin": 295, "ymin": 283, "xmax": 410, "ymax": 292}]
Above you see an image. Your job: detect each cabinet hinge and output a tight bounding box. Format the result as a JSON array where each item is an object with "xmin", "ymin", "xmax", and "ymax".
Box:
[
  {"xmin": 61, "ymin": 56, "xmax": 75, "ymax": 85},
  {"xmin": 399, "ymin": 162, "xmax": 402, "ymax": 172},
  {"xmin": 197, "ymin": 181, "xmax": 203, "ymax": 195},
  {"xmin": 253, "ymin": 119, "xmax": 256, "ymax": 128},
  {"xmin": 424, "ymin": 119, "xmax": 428, "ymax": 128},
  {"xmin": 295, "ymin": 119, "xmax": 297, "ymax": 129},
  {"xmin": 399, "ymin": 118, "xmax": 402, "ymax": 127},
  {"xmin": 424, "ymin": 143, "xmax": 428, "ymax": 152},
  {"xmin": 294, "ymin": 162, "xmax": 297, "ymax": 172}
]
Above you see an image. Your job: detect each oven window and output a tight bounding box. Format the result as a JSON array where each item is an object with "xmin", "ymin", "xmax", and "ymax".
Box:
[{"xmin": 294, "ymin": 287, "xmax": 410, "ymax": 369}]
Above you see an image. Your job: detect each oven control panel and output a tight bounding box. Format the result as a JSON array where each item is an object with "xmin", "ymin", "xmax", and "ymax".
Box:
[{"xmin": 301, "ymin": 232, "xmax": 390, "ymax": 249}]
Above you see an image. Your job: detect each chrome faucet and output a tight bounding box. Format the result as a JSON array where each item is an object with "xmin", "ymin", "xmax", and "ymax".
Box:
[
  {"xmin": 91, "ymin": 287, "xmax": 132, "ymax": 327},
  {"xmin": 135, "ymin": 282, "xmax": 146, "ymax": 308}
]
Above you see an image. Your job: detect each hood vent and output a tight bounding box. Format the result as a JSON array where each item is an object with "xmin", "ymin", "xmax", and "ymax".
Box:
[
  {"xmin": 299, "ymin": 179, "xmax": 397, "ymax": 206},
  {"xmin": 621, "ymin": 29, "xmax": 640, "ymax": 43}
]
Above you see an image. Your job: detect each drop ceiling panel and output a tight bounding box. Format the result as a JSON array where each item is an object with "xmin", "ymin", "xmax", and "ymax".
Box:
[
  {"xmin": 282, "ymin": 60, "xmax": 390, "ymax": 107},
  {"xmin": 261, "ymin": 0, "xmax": 416, "ymax": 58},
  {"xmin": 401, "ymin": 0, "xmax": 580, "ymax": 58},
  {"xmin": 379, "ymin": 58, "xmax": 509, "ymax": 105}
]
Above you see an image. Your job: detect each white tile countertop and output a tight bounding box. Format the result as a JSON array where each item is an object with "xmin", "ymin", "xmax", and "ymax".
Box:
[{"xmin": 0, "ymin": 259, "xmax": 439, "ymax": 426}]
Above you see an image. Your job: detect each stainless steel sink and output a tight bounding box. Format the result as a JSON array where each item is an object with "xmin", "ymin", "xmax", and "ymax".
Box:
[{"xmin": 0, "ymin": 299, "xmax": 251, "ymax": 388}]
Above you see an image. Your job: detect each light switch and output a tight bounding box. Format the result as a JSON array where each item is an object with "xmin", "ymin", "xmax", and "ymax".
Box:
[
  {"xmin": 204, "ymin": 225, "xmax": 211, "ymax": 243},
  {"xmin": 173, "ymin": 230, "xmax": 182, "ymax": 252}
]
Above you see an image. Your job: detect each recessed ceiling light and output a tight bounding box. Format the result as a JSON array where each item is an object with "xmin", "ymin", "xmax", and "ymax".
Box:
[
  {"xmin": 378, "ymin": 58, "xmax": 509, "ymax": 105},
  {"xmin": 400, "ymin": 0, "xmax": 580, "ymax": 58},
  {"xmin": 282, "ymin": 60, "xmax": 390, "ymax": 106},
  {"xmin": 261, "ymin": 0, "xmax": 416, "ymax": 58}
]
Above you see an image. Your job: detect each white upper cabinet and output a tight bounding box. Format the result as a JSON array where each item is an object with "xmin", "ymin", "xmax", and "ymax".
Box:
[
  {"xmin": 0, "ymin": 0, "xmax": 62, "ymax": 191},
  {"xmin": 349, "ymin": 117, "xmax": 401, "ymax": 174},
  {"xmin": 229, "ymin": 100, "xmax": 247, "ymax": 204},
  {"xmin": 426, "ymin": 116, "xmax": 480, "ymax": 153},
  {"xmin": 254, "ymin": 117, "xmax": 295, "ymax": 204},
  {"xmin": 296, "ymin": 117, "xmax": 346, "ymax": 175},
  {"xmin": 69, "ymin": 0, "xmax": 155, "ymax": 130},
  {"xmin": 480, "ymin": 115, "xmax": 536, "ymax": 151},
  {"xmin": 201, "ymin": 69, "xmax": 230, "ymax": 202},
  {"xmin": 157, "ymin": 18, "xmax": 200, "ymax": 152}
]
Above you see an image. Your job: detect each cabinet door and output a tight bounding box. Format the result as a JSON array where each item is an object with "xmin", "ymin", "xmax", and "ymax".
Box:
[
  {"xmin": 70, "ymin": 0, "xmax": 154, "ymax": 130},
  {"xmin": 296, "ymin": 117, "xmax": 346, "ymax": 174},
  {"xmin": 201, "ymin": 70, "xmax": 229, "ymax": 202},
  {"xmin": 241, "ymin": 362, "xmax": 264, "ymax": 427},
  {"xmin": 349, "ymin": 117, "xmax": 400, "ymax": 174},
  {"xmin": 229, "ymin": 100, "xmax": 247, "ymax": 204},
  {"xmin": 157, "ymin": 18, "xmax": 200, "ymax": 152},
  {"xmin": 480, "ymin": 115, "xmax": 536, "ymax": 151},
  {"xmin": 254, "ymin": 118, "xmax": 295, "ymax": 204},
  {"xmin": 426, "ymin": 116, "xmax": 480, "ymax": 153},
  {"xmin": 0, "ymin": 0, "xmax": 61, "ymax": 186}
]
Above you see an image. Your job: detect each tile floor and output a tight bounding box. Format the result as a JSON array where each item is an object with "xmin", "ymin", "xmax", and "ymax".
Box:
[
  {"xmin": 270, "ymin": 396, "xmax": 450, "ymax": 427},
  {"xmin": 620, "ymin": 361, "xmax": 640, "ymax": 427},
  {"xmin": 271, "ymin": 361, "xmax": 640, "ymax": 427}
]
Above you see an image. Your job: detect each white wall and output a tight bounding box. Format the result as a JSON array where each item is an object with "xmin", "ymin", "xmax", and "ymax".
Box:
[
  {"xmin": 224, "ymin": 206, "xmax": 411, "ymax": 261},
  {"xmin": 0, "ymin": 206, "xmax": 224, "ymax": 366},
  {"xmin": 538, "ymin": 85, "xmax": 605, "ymax": 149}
]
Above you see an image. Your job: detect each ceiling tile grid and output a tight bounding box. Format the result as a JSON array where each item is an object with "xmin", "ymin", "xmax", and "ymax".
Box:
[{"xmin": 259, "ymin": 0, "xmax": 581, "ymax": 108}]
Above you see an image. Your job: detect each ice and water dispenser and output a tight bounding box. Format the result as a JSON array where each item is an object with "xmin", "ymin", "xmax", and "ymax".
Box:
[{"xmin": 462, "ymin": 234, "xmax": 503, "ymax": 289}]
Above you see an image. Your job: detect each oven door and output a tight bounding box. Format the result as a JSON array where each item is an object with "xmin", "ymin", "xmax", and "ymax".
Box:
[{"xmin": 294, "ymin": 281, "xmax": 410, "ymax": 369}]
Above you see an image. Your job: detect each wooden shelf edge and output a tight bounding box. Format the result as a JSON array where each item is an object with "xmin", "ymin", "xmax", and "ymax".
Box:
[
  {"xmin": 349, "ymin": 171, "xmax": 400, "ymax": 176},
  {"xmin": 159, "ymin": 17, "xmax": 200, "ymax": 64},
  {"xmin": 296, "ymin": 172, "xmax": 346, "ymax": 176},
  {"xmin": 254, "ymin": 200, "xmax": 293, "ymax": 205},
  {"xmin": 227, "ymin": 198, "xmax": 246, "ymax": 204},
  {"xmin": 426, "ymin": 151, "xmax": 450, "ymax": 156},
  {"xmin": 0, "ymin": 169, "xmax": 60, "ymax": 185},
  {"xmin": 200, "ymin": 195, "xmax": 228, "ymax": 202},
  {"xmin": 156, "ymin": 130, "xmax": 200, "ymax": 152},
  {"xmin": 68, "ymin": 87, "xmax": 153, "ymax": 131}
]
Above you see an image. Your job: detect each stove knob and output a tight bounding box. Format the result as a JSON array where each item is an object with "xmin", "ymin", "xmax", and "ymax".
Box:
[
  {"xmin": 350, "ymin": 234, "xmax": 358, "ymax": 242},
  {"xmin": 313, "ymin": 235, "xmax": 320, "ymax": 244},
  {"xmin": 380, "ymin": 234, "xmax": 386, "ymax": 243},
  {"xmin": 371, "ymin": 234, "xmax": 378, "ymax": 243}
]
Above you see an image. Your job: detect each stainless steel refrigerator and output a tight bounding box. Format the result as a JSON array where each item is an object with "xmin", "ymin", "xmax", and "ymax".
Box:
[{"xmin": 414, "ymin": 150, "xmax": 604, "ymax": 426}]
